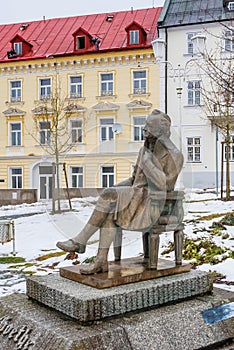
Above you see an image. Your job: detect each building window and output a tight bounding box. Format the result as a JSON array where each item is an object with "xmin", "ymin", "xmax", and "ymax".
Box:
[
  {"xmin": 227, "ymin": 2, "xmax": 234, "ymax": 10},
  {"xmin": 224, "ymin": 136, "xmax": 234, "ymax": 161},
  {"xmin": 130, "ymin": 30, "xmax": 139, "ymax": 44},
  {"xmin": 9, "ymin": 122, "xmax": 22, "ymax": 146},
  {"xmin": 100, "ymin": 118, "xmax": 114, "ymax": 142},
  {"xmin": 76, "ymin": 36, "xmax": 85, "ymax": 49},
  {"xmin": 133, "ymin": 70, "xmax": 147, "ymax": 94},
  {"xmin": 101, "ymin": 166, "xmax": 114, "ymax": 188},
  {"xmin": 69, "ymin": 76, "xmax": 82, "ymax": 98},
  {"xmin": 13, "ymin": 42, "xmax": 22, "ymax": 55},
  {"xmin": 224, "ymin": 29, "xmax": 234, "ymax": 51},
  {"xmin": 70, "ymin": 119, "xmax": 83, "ymax": 143},
  {"xmin": 39, "ymin": 78, "xmax": 51, "ymax": 100},
  {"xmin": 10, "ymin": 168, "xmax": 22, "ymax": 188},
  {"xmin": 187, "ymin": 81, "xmax": 201, "ymax": 105},
  {"xmin": 187, "ymin": 137, "xmax": 201, "ymax": 162},
  {"xmin": 71, "ymin": 166, "xmax": 83, "ymax": 187},
  {"xmin": 100, "ymin": 73, "xmax": 113, "ymax": 96},
  {"xmin": 10, "ymin": 80, "xmax": 22, "ymax": 102},
  {"xmin": 39, "ymin": 121, "xmax": 51, "ymax": 145},
  {"xmin": 187, "ymin": 32, "xmax": 200, "ymax": 55},
  {"xmin": 133, "ymin": 116, "xmax": 146, "ymax": 141}
]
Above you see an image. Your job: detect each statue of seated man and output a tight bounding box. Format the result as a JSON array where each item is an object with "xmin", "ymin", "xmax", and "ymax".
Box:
[{"xmin": 56, "ymin": 109, "xmax": 183, "ymax": 274}]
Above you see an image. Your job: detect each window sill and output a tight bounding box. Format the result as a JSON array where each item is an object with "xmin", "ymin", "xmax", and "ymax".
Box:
[
  {"xmin": 96, "ymin": 94, "xmax": 117, "ymax": 100},
  {"xmin": 70, "ymin": 142, "xmax": 85, "ymax": 146},
  {"xmin": 34, "ymin": 98, "xmax": 52, "ymax": 104},
  {"xmin": 66, "ymin": 96, "xmax": 86, "ymax": 102},
  {"xmin": 34, "ymin": 144, "xmax": 51, "ymax": 148},
  {"xmin": 128, "ymin": 141, "xmax": 144, "ymax": 144},
  {"xmin": 183, "ymin": 104, "xmax": 203, "ymax": 108},
  {"xmin": 186, "ymin": 161, "xmax": 202, "ymax": 164},
  {"xmin": 5, "ymin": 101, "xmax": 24, "ymax": 106},
  {"xmin": 128, "ymin": 92, "xmax": 150, "ymax": 98}
]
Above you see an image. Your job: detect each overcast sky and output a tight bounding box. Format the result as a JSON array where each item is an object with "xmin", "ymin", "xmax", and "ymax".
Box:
[{"xmin": 0, "ymin": 0, "xmax": 165, "ymax": 24}]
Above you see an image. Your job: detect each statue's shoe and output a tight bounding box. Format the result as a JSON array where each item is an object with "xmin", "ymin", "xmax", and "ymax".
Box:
[
  {"xmin": 56, "ymin": 239, "xmax": 86, "ymax": 253},
  {"xmin": 80, "ymin": 258, "xmax": 108, "ymax": 275}
]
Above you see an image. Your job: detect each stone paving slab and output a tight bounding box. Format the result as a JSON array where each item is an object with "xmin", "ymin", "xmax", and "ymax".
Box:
[
  {"xmin": 26, "ymin": 269, "xmax": 213, "ymax": 323},
  {"xmin": 0, "ymin": 289, "xmax": 233, "ymax": 350}
]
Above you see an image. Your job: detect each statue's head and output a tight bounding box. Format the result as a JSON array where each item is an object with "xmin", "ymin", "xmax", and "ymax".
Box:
[{"xmin": 144, "ymin": 109, "xmax": 171, "ymax": 140}]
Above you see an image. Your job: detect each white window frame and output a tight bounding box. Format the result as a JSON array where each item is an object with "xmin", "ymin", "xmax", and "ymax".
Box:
[
  {"xmin": 224, "ymin": 135, "xmax": 234, "ymax": 161},
  {"xmin": 38, "ymin": 120, "xmax": 51, "ymax": 145},
  {"xmin": 100, "ymin": 72, "xmax": 114, "ymax": 96},
  {"xmin": 99, "ymin": 117, "xmax": 114, "ymax": 142},
  {"xmin": 9, "ymin": 167, "xmax": 22, "ymax": 189},
  {"xmin": 186, "ymin": 137, "xmax": 202, "ymax": 163},
  {"xmin": 130, "ymin": 30, "xmax": 139, "ymax": 44},
  {"xmin": 187, "ymin": 80, "xmax": 201, "ymax": 106},
  {"xmin": 70, "ymin": 166, "xmax": 84, "ymax": 188},
  {"xmin": 132, "ymin": 70, "xmax": 147, "ymax": 94},
  {"xmin": 223, "ymin": 28, "xmax": 234, "ymax": 52},
  {"xmin": 39, "ymin": 77, "xmax": 52, "ymax": 100},
  {"xmin": 186, "ymin": 32, "xmax": 201, "ymax": 55},
  {"xmin": 228, "ymin": 2, "xmax": 234, "ymax": 10},
  {"xmin": 9, "ymin": 121, "xmax": 22, "ymax": 146},
  {"xmin": 70, "ymin": 118, "xmax": 83, "ymax": 143},
  {"xmin": 14, "ymin": 42, "xmax": 22, "ymax": 55},
  {"xmin": 133, "ymin": 115, "xmax": 146, "ymax": 141},
  {"xmin": 69, "ymin": 75, "xmax": 82, "ymax": 98},
  {"xmin": 9, "ymin": 80, "xmax": 22, "ymax": 102},
  {"xmin": 100, "ymin": 165, "xmax": 115, "ymax": 188}
]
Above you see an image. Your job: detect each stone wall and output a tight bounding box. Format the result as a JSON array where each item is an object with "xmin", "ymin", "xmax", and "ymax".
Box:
[{"xmin": 0, "ymin": 189, "xmax": 37, "ymax": 206}]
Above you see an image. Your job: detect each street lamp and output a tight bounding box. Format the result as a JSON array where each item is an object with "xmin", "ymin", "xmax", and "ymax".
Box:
[{"xmin": 151, "ymin": 35, "xmax": 206, "ymax": 189}]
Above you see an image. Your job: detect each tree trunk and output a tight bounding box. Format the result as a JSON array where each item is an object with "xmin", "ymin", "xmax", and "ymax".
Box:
[{"xmin": 226, "ymin": 140, "xmax": 231, "ymax": 200}]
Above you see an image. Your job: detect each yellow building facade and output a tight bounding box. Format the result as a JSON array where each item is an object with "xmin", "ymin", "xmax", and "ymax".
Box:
[{"xmin": 0, "ymin": 10, "xmax": 161, "ymax": 200}]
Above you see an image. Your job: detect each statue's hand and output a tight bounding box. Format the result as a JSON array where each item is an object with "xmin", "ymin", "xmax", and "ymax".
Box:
[{"xmin": 141, "ymin": 149, "xmax": 152, "ymax": 167}]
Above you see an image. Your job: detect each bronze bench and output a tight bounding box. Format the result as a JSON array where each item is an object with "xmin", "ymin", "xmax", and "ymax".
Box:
[{"xmin": 113, "ymin": 191, "xmax": 184, "ymax": 269}]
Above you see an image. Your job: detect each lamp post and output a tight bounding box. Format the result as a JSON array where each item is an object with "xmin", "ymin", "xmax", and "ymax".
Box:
[{"xmin": 151, "ymin": 35, "xmax": 206, "ymax": 189}]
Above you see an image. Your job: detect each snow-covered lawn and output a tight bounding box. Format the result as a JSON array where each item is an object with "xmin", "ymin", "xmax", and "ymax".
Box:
[{"xmin": 0, "ymin": 190, "xmax": 233, "ymax": 297}]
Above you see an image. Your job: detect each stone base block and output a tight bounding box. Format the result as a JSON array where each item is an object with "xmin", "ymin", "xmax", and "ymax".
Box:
[
  {"xmin": 27, "ymin": 269, "xmax": 213, "ymax": 323},
  {"xmin": 60, "ymin": 257, "xmax": 191, "ymax": 288},
  {"xmin": 0, "ymin": 289, "xmax": 234, "ymax": 350}
]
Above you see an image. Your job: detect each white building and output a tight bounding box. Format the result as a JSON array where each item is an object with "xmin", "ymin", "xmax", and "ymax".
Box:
[{"xmin": 154, "ymin": 0, "xmax": 234, "ymax": 191}]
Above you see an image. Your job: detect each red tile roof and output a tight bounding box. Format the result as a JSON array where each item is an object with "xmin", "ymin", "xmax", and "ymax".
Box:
[{"xmin": 0, "ymin": 7, "xmax": 162, "ymax": 62}]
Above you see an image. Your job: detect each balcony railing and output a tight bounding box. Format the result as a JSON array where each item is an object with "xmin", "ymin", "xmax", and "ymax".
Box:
[
  {"xmin": 39, "ymin": 94, "xmax": 52, "ymax": 101},
  {"xmin": 101, "ymin": 90, "xmax": 113, "ymax": 96},
  {"xmin": 70, "ymin": 92, "xmax": 82, "ymax": 99},
  {"xmin": 133, "ymin": 88, "xmax": 147, "ymax": 95},
  {"xmin": 10, "ymin": 96, "xmax": 22, "ymax": 103}
]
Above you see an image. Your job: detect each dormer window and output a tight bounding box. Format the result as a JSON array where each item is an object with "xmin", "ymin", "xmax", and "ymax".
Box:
[
  {"xmin": 130, "ymin": 30, "xmax": 139, "ymax": 45},
  {"xmin": 14, "ymin": 42, "xmax": 22, "ymax": 56},
  {"xmin": 125, "ymin": 21, "xmax": 147, "ymax": 46},
  {"xmin": 76, "ymin": 36, "xmax": 85, "ymax": 50},
  {"xmin": 73, "ymin": 27, "xmax": 93, "ymax": 52},
  {"xmin": 8, "ymin": 35, "xmax": 32, "ymax": 59}
]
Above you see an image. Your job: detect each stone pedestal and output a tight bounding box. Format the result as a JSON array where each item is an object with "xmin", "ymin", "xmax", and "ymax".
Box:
[
  {"xmin": 26, "ymin": 269, "xmax": 212, "ymax": 323},
  {"xmin": 0, "ymin": 287, "xmax": 234, "ymax": 350}
]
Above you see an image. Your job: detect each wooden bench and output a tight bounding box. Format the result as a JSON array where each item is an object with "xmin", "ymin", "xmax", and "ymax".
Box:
[
  {"xmin": 114, "ymin": 191, "xmax": 184, "ymax": 269},
  {"xmin": 0, "ymin": 220, "xmax": 16, "ymax": 256}
]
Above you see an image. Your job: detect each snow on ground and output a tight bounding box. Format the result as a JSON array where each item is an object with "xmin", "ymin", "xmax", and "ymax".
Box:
[{"xmin": 0, "ymin": 190, "xmax": 233, "ymax": 297}]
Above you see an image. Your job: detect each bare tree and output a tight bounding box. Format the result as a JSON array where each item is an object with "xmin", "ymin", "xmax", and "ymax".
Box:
[
  {"xmin": 195, "ymin": 28, "xmax": 234, "ymax": 200},
  {"xmin": 32, "ymin": 72, "xmax": 74, "ymax": 212}
]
